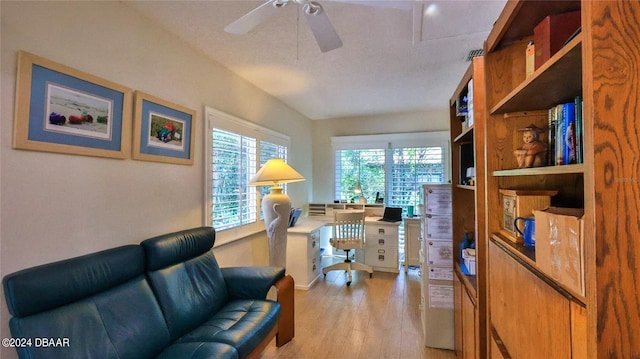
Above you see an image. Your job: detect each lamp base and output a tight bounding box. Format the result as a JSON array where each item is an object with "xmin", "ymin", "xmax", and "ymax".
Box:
[{"xmin": 262, "ymin": 187, "xmax": 291, "ymax": 267}]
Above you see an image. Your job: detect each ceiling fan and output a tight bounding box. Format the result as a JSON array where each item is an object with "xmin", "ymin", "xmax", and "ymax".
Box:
[{"xmin": 224, "ymin": 0, "xmax": 413, "ymax": 53}]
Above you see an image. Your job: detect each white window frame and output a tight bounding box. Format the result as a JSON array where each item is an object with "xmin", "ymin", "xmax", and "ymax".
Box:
[
  {"xmin": 204, "ymin": 106, "xmax": 290, "ymax": 246},
  {"xmin": 331, "ymin": 131, "xmax": 451, "ymax": 202}
]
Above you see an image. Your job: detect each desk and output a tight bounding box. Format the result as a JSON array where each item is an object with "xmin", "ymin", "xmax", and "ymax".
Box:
[
  {"xmin": 286, "ymin": 217, "xmax": 400, "ymax": 289},
  {"xmin": 286, "ymin": 218, "xmax": 329, "ymax": 290}
]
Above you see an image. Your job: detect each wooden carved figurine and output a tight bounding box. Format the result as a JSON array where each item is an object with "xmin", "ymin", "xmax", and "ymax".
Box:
[{"xmin": 513, "ymin": 124, "xmax": 547, "ymax": 168}]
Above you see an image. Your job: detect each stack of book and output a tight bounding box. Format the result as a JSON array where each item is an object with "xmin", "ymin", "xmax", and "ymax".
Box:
[{"xmin": 547, "ymin": 95, "xmax": 584, "ymax": 166}]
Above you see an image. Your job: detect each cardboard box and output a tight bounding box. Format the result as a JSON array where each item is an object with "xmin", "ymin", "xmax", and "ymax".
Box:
[
  {"xmin": 533, "ymin": 10, "xmax": 581, "ymax": 70},
  {"xmin": 462, "ymin": 248, "xmax": 476, "ymax": 275},
  {"xmin": 533, "ymin": 207, "xmax": 585, "ymax": 296},
  {"xmin": 526, "ymin": 41, "xmax": 535, "ymax": 77}
]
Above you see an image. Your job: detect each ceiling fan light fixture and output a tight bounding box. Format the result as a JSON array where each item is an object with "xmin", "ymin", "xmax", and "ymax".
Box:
[
  {"xmin": 273, "ymin": 0, "xmax": 289, "ymax": 9},
  {"xmin": 303, "ymin": 1, "xmax": 322, "ymax": 16},
  {"xmin": 226, "ymin": 0, "xmax": 342, "ymax": 53}
]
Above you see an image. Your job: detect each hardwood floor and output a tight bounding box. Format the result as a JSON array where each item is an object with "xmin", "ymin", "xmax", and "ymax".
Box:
[{"xmin": 262, "ymin": 263, "xmax": 456, "ymax": 359}]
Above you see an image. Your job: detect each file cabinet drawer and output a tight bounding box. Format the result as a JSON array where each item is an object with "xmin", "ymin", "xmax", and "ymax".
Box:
[
  {"xmin": 366, "ymin": 224, "xmax": 399, "ymax": 238},
  {"xmin": 364, "ymin": 246, "xmax": 399, "ymax": 269}
]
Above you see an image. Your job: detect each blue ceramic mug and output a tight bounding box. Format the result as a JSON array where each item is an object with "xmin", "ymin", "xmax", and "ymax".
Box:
[{"xmin": 514, "ymin": 217, "xmax": 535, "ymax": 247}]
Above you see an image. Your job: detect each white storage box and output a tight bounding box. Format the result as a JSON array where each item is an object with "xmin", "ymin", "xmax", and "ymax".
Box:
[{"xmin": 462, "ymin": 248, "xmax": 476, "ymax": 275}]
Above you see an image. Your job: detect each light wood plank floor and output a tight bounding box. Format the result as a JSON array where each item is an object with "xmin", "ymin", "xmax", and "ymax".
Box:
[{"xmin": 262, "ymin": 263, "xmax": 456, "ymax": 359}]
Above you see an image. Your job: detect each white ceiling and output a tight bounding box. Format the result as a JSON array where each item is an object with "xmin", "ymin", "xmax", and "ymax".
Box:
[{"xmin": 123, "ymin": 0, "xmax": 506, "ymax": 120}]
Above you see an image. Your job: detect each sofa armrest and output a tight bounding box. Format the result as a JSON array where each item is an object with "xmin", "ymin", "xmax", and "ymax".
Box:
[
  {"xmin": 274, "ymin": 274, "xmax": 294, "ymax": 346},
  {"xmin": 221, "ymin": 266, "xmax": 285, "ymax": 300}
]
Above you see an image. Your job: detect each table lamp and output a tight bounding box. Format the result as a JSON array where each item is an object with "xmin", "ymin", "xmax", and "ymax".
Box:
[{"xmin": 249, "ymin": 158, "xmax": 305, "ymax": 267}]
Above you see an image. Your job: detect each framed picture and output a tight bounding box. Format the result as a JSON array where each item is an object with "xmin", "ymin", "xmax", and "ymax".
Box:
[
  {"xmin": 13, "ymin": 51, "xmax": 132, "ymax": 159},
  {"xmin": 133, "ymin": 91, "xmax": 196, "ymax": 165}
]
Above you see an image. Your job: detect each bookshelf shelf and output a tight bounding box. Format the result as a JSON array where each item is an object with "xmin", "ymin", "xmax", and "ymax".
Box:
[
  {"xmin": 485, "ymin": 1, "xmax": 581, "ymax": 54},
  {"xmin": 453, "ymin": 125, "xmax": 474, "ymax": 144},
  {"xmin": 490, "ymin": 34, "xmax": 583, "ymax": 115},
  {"xmin": 455, "ymin": 264, "xmax": 477, "ymax": 297},
  {"xmin": 456, "ymin": 184, "xmax": 475, "ymax": 191},
  {"xmin": 492, "ymin": 164, "xmax": 584, "ymax": 177},
  {"xmin": 490, "ymin": 233, "xmax": 586, "ymax": 305}
]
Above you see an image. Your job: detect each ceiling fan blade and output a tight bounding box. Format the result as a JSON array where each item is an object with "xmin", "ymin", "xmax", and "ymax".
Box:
[
  {"xmin": 224, "ymin": 0, "xmax": 285, "ymax": 35},
  {"xmin": 303, "ymin": 2, "xmax": 343, "ymax": 53}
]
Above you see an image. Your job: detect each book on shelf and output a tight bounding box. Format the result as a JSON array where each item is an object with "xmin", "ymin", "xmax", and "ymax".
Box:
[
  {"xmin": 555, "ymin": 103, "xmax": 565, "ymax": 165},
  {"xmin": 548, "ymin": 106, "xmax": 557, "ymax": 166},
  {"xmin": 562, "ymin": 102, "xmax": 576, "ymax": 165},
  {"xmin": 575, "ymin": 95, "xmax": 583, "ymax": 164},
  {"xmin": 546, "ymin": 97, "xmax": 583, "ymax": 166}
]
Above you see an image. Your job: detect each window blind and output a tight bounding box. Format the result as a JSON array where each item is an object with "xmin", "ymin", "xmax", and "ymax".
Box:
[
  {"xmin": 205, "ymin": 107, "xmax": 290, "ymax": 238},
  {"xmin": 335, "ymin": 148, "xmax": 386, "ymax": 203},
  {"xmin": 211, "ymin": 129, "xmax": 257, "ymax": 231},
  {"xmin": 390, "ymin": 146, "xmax": 445, "ymax": 208}
]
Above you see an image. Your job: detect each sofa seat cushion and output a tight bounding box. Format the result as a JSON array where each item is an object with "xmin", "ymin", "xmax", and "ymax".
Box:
[
  {"xmin": 177, "ymin": 299, "xmax": 280, "ymax": 358},
  {"xmin": 156, "ymin": 342, "xmax": 238, "ymax": 359}
]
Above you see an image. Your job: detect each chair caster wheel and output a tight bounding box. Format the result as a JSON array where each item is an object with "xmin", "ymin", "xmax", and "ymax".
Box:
[
  {"xmin": 346, "ymin": 281, "xmax": 351, "ymax": 286},
  {"xmin": 369, "ymin": 273, "xmax": 373, "ymax": 278}
]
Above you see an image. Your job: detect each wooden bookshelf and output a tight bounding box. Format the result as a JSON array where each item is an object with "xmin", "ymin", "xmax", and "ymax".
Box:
[
  {"xmin": 449, "ymin": 56, "xmax": 486, "ymax": 359},
  {"xmin": 481, "ymin": 1, "xmax": 640, "ymax": 358}
]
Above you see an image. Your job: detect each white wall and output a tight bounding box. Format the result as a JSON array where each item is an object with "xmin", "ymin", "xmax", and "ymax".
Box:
[
  {"xmin": 311, "ymin": 110, "xmax": 450, "ymax": 202},
  {"xmin": 0, "ymin": 2, "xmax": 313, "ymax": 358}
]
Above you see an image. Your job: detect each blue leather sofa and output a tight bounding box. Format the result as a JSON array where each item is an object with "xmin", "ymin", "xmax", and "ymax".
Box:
[{"xmin": 2, "ymin": 227, "xmax": 295, "ymax": 359}]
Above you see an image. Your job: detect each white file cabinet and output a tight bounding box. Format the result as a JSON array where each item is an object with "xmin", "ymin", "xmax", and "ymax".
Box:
[
  {"xmin": 404, "ymin": 217, "xmax": 422, "ymax": 272},
  {"xmin": 287, "ymin": 220, "xmax": 329, "ymax": 290},
  {"xmin": 364, "ymin": 220, "xmax": 400, "ymax": 273},
  {"xmin": 421, "ymin": 184, "xmax": 454, "ymax": 350}
]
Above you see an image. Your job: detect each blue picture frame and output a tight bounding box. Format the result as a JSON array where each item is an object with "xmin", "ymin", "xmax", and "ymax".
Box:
[
  {"xmin": 13, "ymin": 51, "xmax": 132, "ymax": 159},
  {"xmin": 133, "ymin": 91, "xmax": 196, "ymax": 165}
]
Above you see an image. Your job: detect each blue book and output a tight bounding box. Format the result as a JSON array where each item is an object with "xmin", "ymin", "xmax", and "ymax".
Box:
[
  {"xmin": 562, "ymin": 102, "xmax": 576, "ymax": 165},
  {"xmin": 555, "ymin": 104, "xmax": 564, "ymax": 165},
  {"xmin": 575, "ymin": 96, "xmax": 583, "ymax": 163}
]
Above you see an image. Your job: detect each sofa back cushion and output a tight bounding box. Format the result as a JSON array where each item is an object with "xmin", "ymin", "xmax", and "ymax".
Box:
[
  {"xmin": 2, "ymin": 245, "xmax": 171, "ymax": 359},
  {"xmin": 141, "ymin": 226, "xmax": 230, "ymax": 341},
  {"xmin": 4, "ymin": 245, "xmax": 143, "ymax": 317}
]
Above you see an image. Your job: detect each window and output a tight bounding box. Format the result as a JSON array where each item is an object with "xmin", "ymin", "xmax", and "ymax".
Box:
[
  {"xmin": 205, "ymin": 107, "xmax": 289, "ymax": 243},
  {"xmin": 333, "ymin": 132, "xmax": 448, "ymax": 254},
  {"xmin": 332, "ymin": 132, "xmax": 449, "ymax": 211},
  {"xmin": 211, "ymin": 129, "xmax": 257, "ymax": 231},
  {"xmin": 335, "ymin": 148, "xmax": 385, "ymax": 203},
  {"xmin": 390, "ymin": 146, "xmax": 445, "ymax": 208}
]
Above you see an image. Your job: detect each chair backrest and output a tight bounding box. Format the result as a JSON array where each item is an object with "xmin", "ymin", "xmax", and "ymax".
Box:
[
  {"xmin": 332, "ymin": 211, "xmax": 366, "ymax": 250},
  {"xmin": 2, "ymin": 245, "xmax": 172, "ymax": 359},
  {"xmin": 140, "ymin": 226, "xmax": 229, "ymax": 342}
]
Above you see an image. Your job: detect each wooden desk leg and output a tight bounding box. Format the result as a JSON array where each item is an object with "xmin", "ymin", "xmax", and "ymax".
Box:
[{"xmin": 274, "ymin": 274, "xmax": 295, "ymax": 346}]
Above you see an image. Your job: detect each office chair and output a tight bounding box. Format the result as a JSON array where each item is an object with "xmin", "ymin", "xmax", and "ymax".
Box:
[{"xmin": 322, "ymin": 211, "xmax": 373, "ymax": 286}]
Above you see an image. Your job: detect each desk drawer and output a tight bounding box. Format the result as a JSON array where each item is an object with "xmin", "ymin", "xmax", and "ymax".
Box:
[
  {"xmin": 308, "ymin": 255, "xmax": 321, "ymax": 279},
  {"xmin": 308, "ymin": 231, "xmax": 320, "ymax": 259},
  {"xmin": 366, "ymin": 225, "xmax": 399, "ymax": 238},
  {"xmin": 366, "ymin": 236, "xmax": 397, "ymax": 248},
  {"xmin": 365, "ymin": 247, "xmax": 398, "ymax": 269}
]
